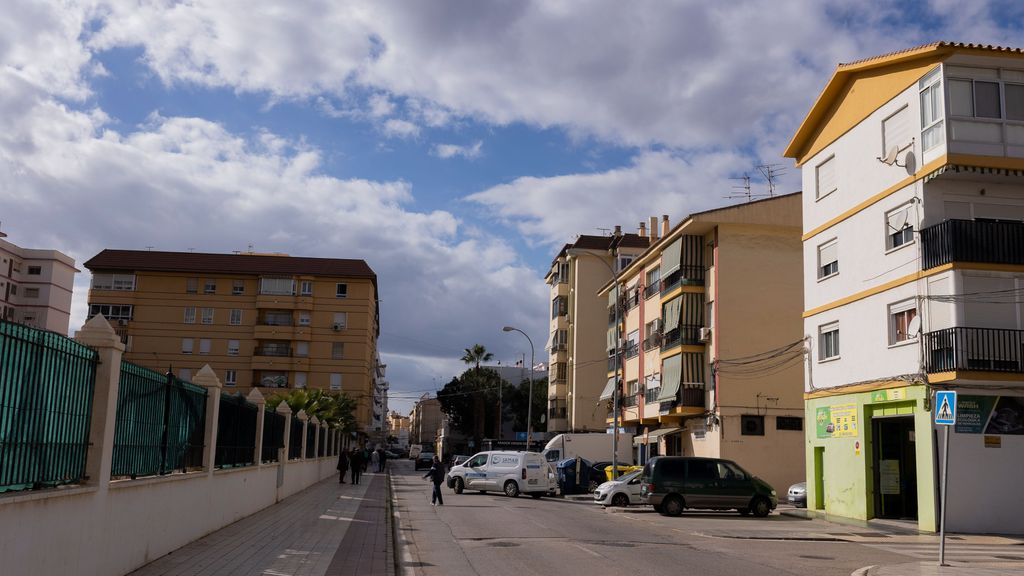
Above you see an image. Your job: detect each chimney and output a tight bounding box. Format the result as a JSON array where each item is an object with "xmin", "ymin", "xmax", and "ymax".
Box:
[
  {"xmin": 613, "ymin": 225, "xmax": 622, "ymax": 237},
  {"xmin": 661, "ymin": 215, "xmax": 670, "ymax": 237},
  {"xmin": 638, "ymin": 221, "xmax": 647, "ymax": 237},
  {"xmin": 649, "ymin": 216, "xmax": 659, "ymax": 243}
]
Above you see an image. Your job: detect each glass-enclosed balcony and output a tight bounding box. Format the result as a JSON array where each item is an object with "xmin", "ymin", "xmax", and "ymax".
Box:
[
  {"xmin": 920, "ymin": 219, "xmax": 1024, "ymax": 270},
  {"xmin": 924, "ymin": 327, "xmax": 1024, "ymax": 373}
]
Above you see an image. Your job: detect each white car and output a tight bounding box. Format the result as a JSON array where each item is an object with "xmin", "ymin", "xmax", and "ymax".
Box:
[
  {"xmin": 593, "ymin": 469, "xmax": 643, "ymax": 507},
  {"xmin": 447, "ymin": 451, "xmax": 557, "ymax": 498}
]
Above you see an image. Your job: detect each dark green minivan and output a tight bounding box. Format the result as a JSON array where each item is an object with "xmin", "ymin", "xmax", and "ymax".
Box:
[{"xmin": 639, "ymin": 456, "xmax": 777, "ymax": 517}]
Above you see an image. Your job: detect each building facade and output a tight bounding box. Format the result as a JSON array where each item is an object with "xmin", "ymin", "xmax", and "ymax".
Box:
[
  {"xmin": 409, "ymin": 396, "xmax": 443, "ymax": 449},
  {"xmin": 785, "ymin": 42, "xmax": 1024, "ymax": 534},
  {"xmin": 0, "ymin": 231, "xmax": 77, "ymax": 333},
  {"xmin": 83, "ymin": 249, "xmax": 381, "ymax": 433},
  {"xmin": 545, "ymin": 229, "xmax": 650, "ymax": 434},
  {"xmin": 388, "ymin": 411, "xmax": 411, "ymax": 449},
  {"xmin": 599, "ymin": 198, "xmax": 805, "ymax": 494}
]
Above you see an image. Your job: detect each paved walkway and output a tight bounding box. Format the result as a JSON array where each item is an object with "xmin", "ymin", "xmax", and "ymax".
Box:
[{"xmin": 127, "ymin": 469, "xmax": 392, "ymax": 576}]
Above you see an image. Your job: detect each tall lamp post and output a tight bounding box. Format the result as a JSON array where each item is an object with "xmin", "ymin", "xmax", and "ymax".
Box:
[{"xmin": 502, "ymin": 326, "xmax": 535, "ymax": 450}]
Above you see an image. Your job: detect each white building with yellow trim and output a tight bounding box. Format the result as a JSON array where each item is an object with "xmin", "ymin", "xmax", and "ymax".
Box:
[{"xmin": 785, "ymin": 42, "xmax": 1024, "ymax": 534}]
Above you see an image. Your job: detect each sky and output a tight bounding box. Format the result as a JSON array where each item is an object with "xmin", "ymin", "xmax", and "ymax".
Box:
[{"xmin": 3, "ymin": 1, "xmax": 1023, "ymax": 415}]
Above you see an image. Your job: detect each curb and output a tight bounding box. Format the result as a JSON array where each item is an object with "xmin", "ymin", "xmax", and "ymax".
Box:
[{"xmin": 386, "ymin": 470, "xmax": 397, "ymax": 576}]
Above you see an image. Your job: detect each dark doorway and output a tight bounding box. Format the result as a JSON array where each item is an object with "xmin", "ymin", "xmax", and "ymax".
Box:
[{"xmin": 872, "ymin": 416, "xmax": 918, "ymax": 520}]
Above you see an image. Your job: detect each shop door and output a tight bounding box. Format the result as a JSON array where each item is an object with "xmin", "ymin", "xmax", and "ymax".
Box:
[{"xmin": 872, "ymin": 416, "xmax": 918, "ymax": 520}]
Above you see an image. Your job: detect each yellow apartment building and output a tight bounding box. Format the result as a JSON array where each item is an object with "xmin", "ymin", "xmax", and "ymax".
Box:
[
  {"xmin": 599, "ymin": 195, "xmax": 805, "ymax": 493},
  {"xmin": 83, "ymin": 249, "xmax": 381, "ymax": 434}
]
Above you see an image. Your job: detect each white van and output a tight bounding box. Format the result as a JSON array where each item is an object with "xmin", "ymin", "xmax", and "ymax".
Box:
[{"xmin": 447, "ymin": 451, "xmax": 556, "ymax": 498}]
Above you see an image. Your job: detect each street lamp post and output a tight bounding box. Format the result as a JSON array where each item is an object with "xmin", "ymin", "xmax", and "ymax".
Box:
[{"xmin": 502, "ymin": 326, "xmax": 535, "ymax": 450}]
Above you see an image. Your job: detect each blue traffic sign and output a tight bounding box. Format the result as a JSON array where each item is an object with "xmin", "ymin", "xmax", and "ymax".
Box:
[{"xmin": 935, "ymin": 391, "xmax": 957, "ymax": 425}]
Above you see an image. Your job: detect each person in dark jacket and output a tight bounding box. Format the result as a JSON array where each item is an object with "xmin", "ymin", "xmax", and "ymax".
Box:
[
  {"xmin": 336, "ymin": 450, "xmax": 349, "ymax": 484},
  {"xmin": 423, "ymin": 455, "xmax": 445, "ymax": 506},
  {"xmin": 349, "ymin": 448, "xmax": 363, "ymax": 485},
  {"xmin": 376, "ymin": 448, "xmax": 387, "ymax": 472}
]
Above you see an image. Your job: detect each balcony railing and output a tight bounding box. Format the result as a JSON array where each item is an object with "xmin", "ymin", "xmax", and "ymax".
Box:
[
  {"xmin": 644, "ymin": 387, "xmax": 660, "ymax": 404},
  {"xmin": 255, "ymin": 346, "xmax": 292, "ymax": 357},
  {"xmin": 920, "ymin": 219, "xmax": 1024, "ymax": 270},
  {"xmin": 924, "ymin": 327, "xmax": 1024, "ymax": 373},
  {"xmin": 659, "ymin": 384, "xmax": 705, "ymax": 412},
  {"xmin": 661, "ymin": 324, "xmax": 702, "ymax": 350},
  {"xmin": 643, "ymin": 283, "xmax": 660, "ymax": 299},
  {"xmin": 607, "ymin": 354, "xmax": 618, "ymax": 372},
  {"xmin": 660, "ymin": 265, "xmax": 705, "ymax": 294},
  {"xmin": 624, "ymin": 341, "xmax": 639, "ymax": 359},
  {"xmin": 643, "ymin": 333, "xmax": 662, "ymax": 351},
  {"xmin": 622, "ymin": 393, "xmax": 638, "ymax": 408}
]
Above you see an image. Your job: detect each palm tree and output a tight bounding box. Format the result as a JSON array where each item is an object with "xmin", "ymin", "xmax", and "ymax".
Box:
[
  {"xmin": 461, "ymin": 344, "xmax": 494, "ymax": 446},
  {"xmin": 461, "ymin": 344, "xmax": 493, "ymax": 369}
]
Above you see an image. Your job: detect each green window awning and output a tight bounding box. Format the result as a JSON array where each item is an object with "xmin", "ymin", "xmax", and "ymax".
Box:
[
  {"xmin": 657, "ymin": 354, "xmax": 681, "ymax": 402},
  {"xmin": 662, "ymin": 296, "xmax": 681, "ymax": 332}
]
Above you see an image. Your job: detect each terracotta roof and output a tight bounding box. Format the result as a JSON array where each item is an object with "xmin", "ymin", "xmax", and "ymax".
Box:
[
  {"xmin": 839, "ymin": 41, "xmax": 1024, "ymax": 69},
  {"xmin": 84, "ymin": 249, "xmax": 376, "ymax": 280}
]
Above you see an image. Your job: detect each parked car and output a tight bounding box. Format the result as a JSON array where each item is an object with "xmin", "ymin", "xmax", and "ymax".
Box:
[
  {"xmin": 414, "ymin": 452, "xmax": 435, "ymax": 470},
  {"xmin": 446, "ymin": 451, "xmax": 557, "ymax": 498},
  {"xmin": 640, "ymin": 456, "xmax": 777, "ymax": 517},
  {"xmin": 787, "ymin": 481, "xmax": 807, "ymax": 508},
  {"xmin": 593, "ymin": 469, "xmax": 643, "ymax": 507}
]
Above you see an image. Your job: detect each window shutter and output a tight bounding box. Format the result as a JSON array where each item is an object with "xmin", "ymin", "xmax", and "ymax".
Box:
[
  {"xmin": 662, "ymin": 297, "xmax": 681, "ymax": 332},
  {"xmin": 882, "ymin": 107, "xmax": 911, "ymax": 153},
  {"xmin": 816, "ymin": 156, "xmax": 836, "ymax": 198},
  {"xmin": 661, "ymin": 238, "xmax": 682, "ymax": 276},
  {"xmin": 657, "ymin": 355, "xmax": 682, "ymax": 402},
  {"xmin": 819, "ymin": 242, "xmax": 838, "ymax": 266}
]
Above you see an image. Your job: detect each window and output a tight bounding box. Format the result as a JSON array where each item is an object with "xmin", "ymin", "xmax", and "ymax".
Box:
[
  {"xmin": 26, "ymin": 266, "xmax": 41, "ymax": 275},
  {"xmin": 332, "ymin": 312, "xmax": 347, "ymax": 329},
  {"xmin": 227, "ymin": 340, "xmax": 239, "ymax": 356},
  {"xmin": 335, "ymin": 283, "xmax": 347, "ymax": 298},
  {"xmin": 186, "ymin": 277, "xmax": 198, "ymax": 293},
  {"xmin": 229, "ymin": 309, "xmax": 242, "ymax": 325},
  {"xmin": 881, "ymin": 106, "xmax": 911, "ymax": 155},
  {"xmin": 91, "ymin": 273, "xmax": 136, "ymax": 291},
  {"xmin": 225, "ymin": 370, "xmax": 237, "ymax": 387},
  {"xmin": 625, "ymin": 329, "xmax": 640, "ymax": 358},
  {"xmin": 616, "ymin": 255, "xmax": 634, "ymax": 273},
  {"xmin": 819, "ymin": 322, "xmax": 840, "ymax": 361},
  {"xmin": 295, "ymin": 342, "xmax": 309, "ymax": 357},
  {"xmin": 23, "ymin": 287, "xmax": 39, "ymax": 298},
  {"xmin": 741, "ymin": 415, "xmax": 765, "ymax": 436},
  {"xmin": 1006, "ymin": 84, "xmax": 1024, "ymax": 121},
  {"xmin": 950, "ymin": 78, "xmax": 1001, "ymax": 119},
  {"xmin": 332, "ymin": 342, "xmax": 345, "ymax": 359},
  {"xmin": 776, "ymin": 416, "xmax": 803, "ymax": 431},
  {"xmin": 556, "ymin": 262, "xmax": 569, "ymax": 284},
  {"xmin": 889, "ymin": 299, "xmax": 919, "ymax": 345},
  {"xmin": 204, "ymin": 279, "xmax": 216, "ymax": 294},
  {"xmin": 199, "ymin": 339, "xmax": 211, "ymax": 355},
  {"xmin": 817, "ymin": 240, "xmax": 838, "ymax": 279},
  {"xmin": 88, "ymin": 304, "xmax": 133, "ymax": 321},
  {"xmin": 920, "ymin": 68, "xmax": 944, "ymax": 151},
  {"xmin": 294, "ymin": 372, "xmax": 307, "ymax": 388},
  {"xmin": 687, "ymin": 459, "xmax": 718, "ymax": 480},
  {"xmin": 300, "ymin": 281, "xmax": 313, "ymax": 296},
  {"xmin": 232, "ymin": 280, "xmax": 245, "ymax": 295},
  {"xmin": 201, "ymin": 308, "xmax": 214, "ymax": 324},
  {"xmin": 298, "ymin": 311, "xmax": 311, "ymax": 326},
  {"xmin": 330, "ymin": 373, "xmax": 343, "ymax": 391},
  {"xmin": 182, "ymin": 338, "xmax": 194, "ymax": 354},
  {"xmin": 644, "ymin": 267, "xmax": 661, "ymax": 298},
  {"xmin": 259, "ymin": 277, "xmax": 294, "ymax": 295},
  {"xmin": 179, "ymin": 368, "xmax": 192, "ymax": 382},
  {"xmin": 815, "ymin": 155, "xmax": 836, "ymax": 200},
  {"xmin": 260, "ymin": 372, "xmax": 287, "ymax": 388},
  {"xmin": 184, "ymin": 307, "xmax": 196, "ymax": 324},
  {"xmin": 885, "ymin": 204, "xmax": 914, "ymax": 250},
  {"xmin": 551, "ymin": 296, "xmax": 567, "ymax": 319}
]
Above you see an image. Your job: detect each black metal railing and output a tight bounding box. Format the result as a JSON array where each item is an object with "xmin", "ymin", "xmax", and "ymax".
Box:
[
  {"xmin": 288, "ymin": 418, "xmax": 303, "ymax": 459},
  {"xmin": 661, "ymin": 325, "xmax": 703, "ymax": 350},
  {"xmin": 305, "ymin": 423, "xmax": 316, "ymax": 458},
  {"xmin": 112, "ymin": 363, "xmax": 207, "ymax": 478},
  {"xmin": 607, "ymin": 354, "xmax": 619, "ymax": 371},
  {"xmin": 644, "ymin": 283, "xmax": 660, "ymax": 299},
  {"xmin": 624, "ymin": 341, "xmax": 640, "ymax": 359},
  {"xmin": 660, "ymin": 265, "xmax": 705, "ymax": 293},
  {"xmin": 0, "ymin": 320, "xmax": 98, "ymax": 493},
  {"xmin": 215, "ymin": 393, "xmax": 258, "ymax": 468},
  {"xmin": 262, "ymin": 409, "xmax": 285, "ymax": 462},
  {"xmin": 658, "ymin": 384, "xmax": 705, "ymax": 412},
  {"xmin": 924, "ymin": 327, "xmax": 1024, "ymax": 373},
  {"xmin": 622, "ymin": 393, "xmax": 638, "ymax": 408},
  {"xmin": 318, "ymin": 427, "xmax": 326, "ymax": 457},
  {"xmin": 255, "ymin": 346, "xmax": 292, "ymax": 357},
  {"xmin": 920, "ymin": 219, "xmax": 1024, "ymax": 270}
]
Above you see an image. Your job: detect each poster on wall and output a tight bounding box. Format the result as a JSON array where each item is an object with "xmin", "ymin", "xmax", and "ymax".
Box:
[
  {"xmin": 816, "ymin": 404, "xmax": 859, "ymax": 438},
  {"xmin": 956, "ymin": 395, "xmax": 1024, "ymax": 435}
]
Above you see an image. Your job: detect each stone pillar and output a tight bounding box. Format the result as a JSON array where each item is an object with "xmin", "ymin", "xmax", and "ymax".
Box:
[
  {"xmin": 247, "ymin": 388, "xmax": 266, "ymax": 466},
  {"xmin": 297, "ymin": 410, "xmax": 309, "ymax": 460},
  {"xmin": 277, "ymin": 402, "xmax": 292, "ymax": 461},
  {"xmin": 310, "ymin": 416, "xmax": 321, "ymax": 459},
  {"xmin": 74, "ymin": 315, "xmax": 126, "ymax": 488},
  {"xmin": 191, "ymin": 365, "xmax": 223, "ymax": 473}
]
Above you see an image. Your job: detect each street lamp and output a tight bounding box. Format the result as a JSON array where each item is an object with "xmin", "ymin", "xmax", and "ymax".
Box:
[{"xmin": 502, "ymin": 326, "xmax": 535, "ymax": 450}]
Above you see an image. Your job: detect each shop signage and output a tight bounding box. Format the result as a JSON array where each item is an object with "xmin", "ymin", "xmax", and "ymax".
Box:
[
  {"xmin": 815, "ymin": 404, "xmax": 858, "ymax": 438},
  {"xmin": 870, "ymin": 388, "xmax": 906, "ymax": 403},
  {"xmin": 879, "ymin": 460, "xmax": 900, "ymax": 495},
  {"xmin": 955, "ymin": 395, "xmax": 1024, "ymax": 435}
]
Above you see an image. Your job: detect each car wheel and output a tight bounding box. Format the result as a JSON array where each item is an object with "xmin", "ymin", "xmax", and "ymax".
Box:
[
  {"xmin": 738, "ymin": 507, "xmax": 750, "ymax": 516},
  {"xmin": 504, "ymin": 481, "xmax": 520, "ymax": 498},
  {"xmin": 750, "ymin": 496, "xmax": 771, "ymax": 518},
  {"xmin": 530, "ymin": 493, "xmax": 543, "ymax": 499},
  {"xmin": 611, "ymin": 493, "xmax": 629, "ymax": 507},
  {"xmin": 453, "ymin": 478, "xmax": 464, "ymax": 494},
  {"xmin": 652, "ymin": 504, "xmax": 663, "ymax": 514},
  {"xmin": 663, "ymin": 495, "xmax": 684, "ymax": 517}
]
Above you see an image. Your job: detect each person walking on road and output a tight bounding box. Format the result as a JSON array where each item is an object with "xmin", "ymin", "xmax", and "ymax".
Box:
[
  {"xmin": 336, "ymin": 449, "xmax": 349, "ymax": 484},
  {"xmin": 370, "ymin": 447, "xmax": 380, "ymax": 472},
  {"xmin": 377, "ymin": 448, "xmax": 387, "ymax": 472},
  {"xmin": 349, "ymin": 448, "xmax": 363, "ymax": 485},
  {"xmin": 423, "ymin": 455, "xmax": 445, "ymax": 506}
]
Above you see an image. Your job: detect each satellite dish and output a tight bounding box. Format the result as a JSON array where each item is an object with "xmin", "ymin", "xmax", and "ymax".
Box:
[
  {"xmin": 878, "ymin": 146, "xmax": 899, "ymax": 166},
  {"xmin": 907, "ymin": 315, "xmax": 921, "ymax": 336}
]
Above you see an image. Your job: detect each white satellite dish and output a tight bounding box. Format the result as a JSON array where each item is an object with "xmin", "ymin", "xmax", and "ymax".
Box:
[
  {"xmin": 907, "ymin": 315, "xmax": 921, "ymax": 336},
  {"xmin": 878, "ymin": 146, "xmax": 899, "ymax": 166}
]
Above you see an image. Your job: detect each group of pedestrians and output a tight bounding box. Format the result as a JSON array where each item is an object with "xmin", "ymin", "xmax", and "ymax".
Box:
[{"xmin": 336, "ymin": 446, "xmax": 389, "ymax": 485}]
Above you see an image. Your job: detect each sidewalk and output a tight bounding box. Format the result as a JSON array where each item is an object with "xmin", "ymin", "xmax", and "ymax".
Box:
[{"xmin": 126, "ymin": 469, "xmax": 393, "ymax": 576}]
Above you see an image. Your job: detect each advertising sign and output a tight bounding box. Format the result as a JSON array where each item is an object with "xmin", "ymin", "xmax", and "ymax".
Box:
[
  {"xmin": 815, "ymin": 404, "xmax": 859, "ymax": 438},
  {"xmin": 955, "ymin": 395, "xmax": 1024, "ymax": 435}
]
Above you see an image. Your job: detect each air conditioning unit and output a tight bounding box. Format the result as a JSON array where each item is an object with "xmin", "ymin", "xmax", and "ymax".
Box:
[
  {"xmin": 698, "ymin": 327, "xmax": 712, "ymax": 342},
  {"xmin": 333, "ymin": 323, "xmax": 344, "ymax": 331}
]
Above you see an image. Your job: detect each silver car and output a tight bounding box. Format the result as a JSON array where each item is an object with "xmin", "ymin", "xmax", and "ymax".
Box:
[
  {"xmin": 593, "ymin": 469, "xmax": 643, "ymax": 507},
  {"xmin": 787, "ymin": 481, "xmax": 806, "ymax": 508}
]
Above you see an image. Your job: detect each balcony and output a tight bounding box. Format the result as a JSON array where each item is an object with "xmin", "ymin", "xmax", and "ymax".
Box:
[
  {"xmin": 920, "ymin": 219, "xmax": 1024, "ymax": 270},
  {"xmin": 254, "ymin": 345, "xmax": 292, "ymax": 357},
  {"xmin": 621, "ymin": 393, "xmax": 639, "ymax": 408},
  {"xmin": 924, "ymin": 327, "xmax": 1024, "ymax": 374},
  {"xmin": 643, "ymin": 283, "xmax": 659, "ymax": 300},
  {"xmin": 661, "ymin": 324, "xmax": 702, "ymax": 350},
  {"xmin": 660, "ymin": 265, "xmax": 704, "ymax": 294},
  {"xmin": 607, "ymin": 354, "xmax": 619, "ymax": 372},
  {"xmin": 254, "ymin": 324, "xmax": 296, "ymax": 340},
  {"xmin": 624, "ymin": 341, "xmax": 640, "ymax": 359},
  {"xmin": 659, "ymin": 384, "xmax": 705, "ymax": 413}
]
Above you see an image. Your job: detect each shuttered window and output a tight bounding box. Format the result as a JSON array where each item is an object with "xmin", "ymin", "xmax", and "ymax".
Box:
[
  {"xmin": 815, "ymin": 156, "xmax": 837, "ymax": 199},
  {"xmin": 882, "ymin": 106, "xmax": 911, "ymax": 155}
]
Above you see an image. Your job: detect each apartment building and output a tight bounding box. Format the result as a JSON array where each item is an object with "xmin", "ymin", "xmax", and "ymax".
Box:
[
  {"xmin": 83, "ymin": 249, "xmax": 381, "ymax": 433},
  {"xmin": 545, "ymin": 229, "xmax": 650, "ymax": 434},
  {"xmin": 0, "ymin": 230, "xmax": 78, "ymax": 333},
  {"xmin": 785, "ymin": 42, "xmax": 1024, "ymax": 534},
  {"xmin": 409, "ymin": 396, "xmax": 443, "ymax": 448},
  {"xmin": 599, "ymin": 197, "xmax": 804, "ymax": 494},
  {"xmin": 388, "ymin": 411, "xmax": 410, "ymax": 449}
]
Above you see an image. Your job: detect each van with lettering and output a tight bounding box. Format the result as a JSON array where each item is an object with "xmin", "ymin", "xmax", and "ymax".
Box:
[{"xmin": 446, "ymin": 451, "xmax": 556, "ymax": 498}]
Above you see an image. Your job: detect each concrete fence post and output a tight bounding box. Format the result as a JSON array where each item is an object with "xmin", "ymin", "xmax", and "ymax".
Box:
[
  {"xmin": 247, "ymin": 388, "xmax": 266, "ymax": 466},
  {"xmin": 297, "ymin": 410, "xmax": 309, "ymax": 460},
  {"xmin": 192, "ymin": 365, "xmax": 223, "ymax": 474},
  {"xmin": 277, "ymin": 402, "xmax": 292, "ymax": 461},
  {"xmin": 310, "ymin": 416, "xmax": 321, "ymax": 459},
  {"xmin": 74, "ymin": 315, "xmax": 126, "ymax": 488}
]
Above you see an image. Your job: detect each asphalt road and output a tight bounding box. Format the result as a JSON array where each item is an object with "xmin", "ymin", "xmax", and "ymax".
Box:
[{"xmin": 390, "ymin": 460, "xmax": 913, "ymax": 576}]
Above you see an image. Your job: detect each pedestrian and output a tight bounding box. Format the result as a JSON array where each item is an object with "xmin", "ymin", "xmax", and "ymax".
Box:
[
  {"xmin": 336, "ymin": 449, "xmax": 349, "ymax": 484},
  {"xmin": 370, "ymin": 447, "xmax": 380, "ymax": 472},
  {"xmin": 350, "ymin": 448, "xmax": 363, "ymax": 485},
  {"xmin": 377, "ymin": 448, "xmax": 387, "ymax": 472},
  {"xmin": 362, "ymin": 446, "xmax": 371, "ymax": 472},
  {"xmin": 423, "ymin": 455, "xmax": 445, "ymax": 506}
]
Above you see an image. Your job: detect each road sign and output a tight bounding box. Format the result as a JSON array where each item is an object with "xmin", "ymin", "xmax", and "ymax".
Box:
[
  {"xmin": 935, "ymin": 391, "xmax": 957, "ymax": 426},
  {"xmin": 516, "ymin": 432, "xmax": 527, "ymax": 441}
]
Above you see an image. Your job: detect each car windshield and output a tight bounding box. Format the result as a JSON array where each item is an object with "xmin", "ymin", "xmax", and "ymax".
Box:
[{"xmin": 617, "ymin": 470, "xmax": 642, "ymax": 483}]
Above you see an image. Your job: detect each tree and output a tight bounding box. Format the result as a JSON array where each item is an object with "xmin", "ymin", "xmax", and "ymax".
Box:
[
  {"xmin": 505, "ymin": 375, "xmax": 548, "ymax": 435},
  {"xmin": 438, "ymin": 344, "xmax": 503, "ymax": 446},
  {"xmin": 461, "ymin": 344, "xmax": 493, "ymax": 369},
  {"xmin": 266, "ymin": 389, "xmax": 357, "ymax": 433}
]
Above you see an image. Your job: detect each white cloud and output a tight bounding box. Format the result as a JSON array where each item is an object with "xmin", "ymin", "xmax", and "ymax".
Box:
[
  {"xmin": 433, "ymin": 140, "xmax": 482, "ymax": 159},
  {"xmin": 381, "ymin": 118, "xmax": 420, "ymax": 138}
]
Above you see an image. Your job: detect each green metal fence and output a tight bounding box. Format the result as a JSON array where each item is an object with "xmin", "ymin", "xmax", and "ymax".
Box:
[
  {"xmin": 215, "ymin": 392, "xmax": 257, "ymax": 468},
  {"xmin": 111, "ymin": 363, "xmax": 207, "ymax": 478},
  {"xmin": 0, "ymin": 320, "xmax": 98, "ymax": 492},
  {"xmin": 288, "ymin": 417, "xmax": 303, "ymax": 460}
]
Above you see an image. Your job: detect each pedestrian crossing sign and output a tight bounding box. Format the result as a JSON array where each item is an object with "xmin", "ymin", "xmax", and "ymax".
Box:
[{"xmin": 935, "ymin": 391, "xmax": 957, "ymax": 426}]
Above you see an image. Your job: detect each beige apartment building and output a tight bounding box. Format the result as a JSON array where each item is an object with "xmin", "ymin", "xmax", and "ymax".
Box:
[
  {"xmin": 0, "ymin": 230, "xmax": 78, "ymax": 333},
  {"xmin": 599, "ymin": 196, "xmax": 805, "ymax": 493},
  {"xmin": 409, "ymin": 396, "xmax": 443, "ymax": 448},
  {"xmin": 83, "ymin": 249, "xmax": 381, "ymax": 433},
  {"xmin": 545, "ymin": 230, "xmax": 650, "ymax": 434}
]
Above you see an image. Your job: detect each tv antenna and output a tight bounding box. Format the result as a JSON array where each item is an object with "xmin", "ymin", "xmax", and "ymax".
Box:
[
  {"xmin": 757, "ymin": 163, "xmax": 786, "ymax": 197},
  {"xmin": 595, "ymin": 227, "xmax": 611, "ymax": 235}
]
